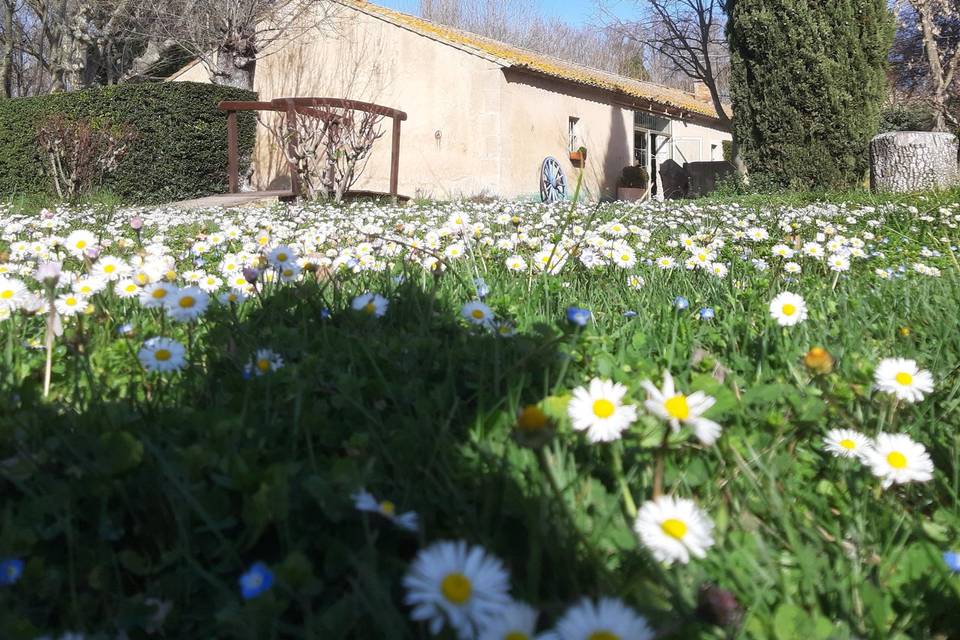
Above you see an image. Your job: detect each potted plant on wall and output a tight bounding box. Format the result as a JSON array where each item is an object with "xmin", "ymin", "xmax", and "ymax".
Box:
[
  {"xmin": 569, "ymin": 145, "xmax": 587, "ymax": 166},
  {"xmin": 617, "ymin": 165, "xmax": 649, "ymax": 202}
]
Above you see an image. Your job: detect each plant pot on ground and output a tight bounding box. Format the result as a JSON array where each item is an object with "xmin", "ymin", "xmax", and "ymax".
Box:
[{"xmin": 617, "ymin": 164, "xmax": 649, "ymax": 202}]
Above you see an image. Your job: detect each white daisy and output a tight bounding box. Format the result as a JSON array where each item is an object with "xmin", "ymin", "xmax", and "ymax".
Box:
[
  {"xmin": 352, "ymin": 489, "xmax": 419, "ymax": 531},
  {"xmin": 567, "ymin": 378, "xmax": 638, "ymax": 443},
  {"xmin": 166, "ymin": 287, "xmax": 209, "ymax": 323},
  {"xmin": 241, "ymin": 349, "xmax": 282, "ymax": 378},
  {"xmin": 138, "ymin": 337, "xmax": 187, "ymax": 373},
  {"xmin": 55, "ymin": 293, "xmax": 89, "ymax": 317},
  {"xmin": 862, "ymin": 433, "xmax": 934, "ymax": 489},
  {"xmin": 93, "ymin": 256, "xmax": 130, "ymax": 281},
  {"xmin": 478, "ymin": 600, "xmax": 543, "ymax": 640},
  {"xmin": 116, "ymin": 279, "xmax": 141, "ymax": 299},
  {"xmin": 634, "ymin": 496, "xmax": 715, "ymax": 565},
  {"xmin": 140, "ymin": 282, "xmax": 176, "ymax": 309},
  {"xmin": 267, "ymin": 245, "xmax": 298, "ymax": 268},
  {"xmin": 0, "ymin": 277, "xmax": 28, "ymax": 311},
  {"xmin": 822, "ymin": 429, "xmax": 871, "ymax": 459},
  {"xmin": 553, "ymin": 597, "xmax": 654, "ymax": 640},
  {"xmin": 640, "ymin": 371, "xmax": 722, "ymax": 445},
  {"xmin": 352, "ymin": 292, "xmax": 389, "ymax": 317},
  {"xmin": 462, "ymin": 301, "xmax": 495, "ymax": 326},
  {"xmin": 768, "ymin": 292, "xmax": 807, "ymax": 327},
  {"xmin": 873, "ymin": 358, "xmax": 934, "ymax": 403},
  {"xmin": 64, "ymin": 229, "xmax": 96, "ymax": 257},
  {"xmin": 403, "ymin": 540, "xmax": 511, "ymax": 639}
]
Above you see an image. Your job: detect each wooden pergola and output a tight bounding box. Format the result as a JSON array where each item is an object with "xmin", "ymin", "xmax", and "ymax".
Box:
[{"xmin": 218, "ymin": 97, "xmax": 409, "ymax": 201}]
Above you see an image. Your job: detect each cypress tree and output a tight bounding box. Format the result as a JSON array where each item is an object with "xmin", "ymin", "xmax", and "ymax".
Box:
[{"xmin": 728, "ymin": 0, "xmax": 894, "ymax": 190}]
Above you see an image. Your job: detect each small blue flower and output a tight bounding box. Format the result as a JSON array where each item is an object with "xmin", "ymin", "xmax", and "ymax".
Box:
[
  {"xmin": 116, "ymin": 323, "xmax": 134, "ymax": 337},
  {"xmin": 473, "ymin": 277, "xmax": 490, "ymax": 299},
  {"xmin": 674, "ymin": 296, "xmax": 690, "ymax": 310},
  {"xmin": 699, "ymin": 307, "xmax": 715, "ymax": 320},
  {"xmin": 944, "ymin": 551, "xmax": 960, "ymax": 573},
  {"xmin": 319, "ymin": 308, "xmax": 331, "ymax": 319},
  {"xmin": 623, "ymin": 310, "xmax": 638, "ymax": 318},
  {"xmin": 0, "ymin": 558, "xmax": 24, "ymax": 586},
  {"xmin": 239, "ymin": 562, "xmax": 273, "ymax": 600},
  {"xmin": 566, "ymin": 306, "xmax": 591, "ymax": 327}
]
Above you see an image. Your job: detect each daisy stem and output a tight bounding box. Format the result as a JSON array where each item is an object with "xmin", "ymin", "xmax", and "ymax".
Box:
[
  {"xmin": 43, "ymin": 296, "xmax": 55, "ymax": 398},
  {"xmin": 652, "ymin": 426, "xmax": 671, "ymax": 500},
  {"xmin": 831, "ymin": 271, "xmax": 840, "ymax": 291},
  {"xmin": 611, "ymin": 444, "xmax": 638, "ymax": 520}
]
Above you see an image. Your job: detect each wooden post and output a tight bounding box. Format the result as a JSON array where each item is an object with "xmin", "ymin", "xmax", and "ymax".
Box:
[
  {"xmin": 226, "ymin": 111, "xmax": 239, "ymax": 194},
  {"xmin": 390, "ymin": 116, "xmax": 401, "ymax": 203},
  {"xmin": 285, "ymin": 102, "xmax": 301, "ymax": 198}
]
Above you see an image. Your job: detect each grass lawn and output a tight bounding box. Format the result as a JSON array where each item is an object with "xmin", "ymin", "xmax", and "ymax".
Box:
[{"xmin": 1, "ymin": 193, "xmax": 959, "ymax": 639}]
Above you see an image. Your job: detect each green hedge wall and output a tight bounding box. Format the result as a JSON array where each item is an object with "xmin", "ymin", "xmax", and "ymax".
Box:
[{"xmin": 0, "ymin": 82, "xmax": 257, "ymax": 204}]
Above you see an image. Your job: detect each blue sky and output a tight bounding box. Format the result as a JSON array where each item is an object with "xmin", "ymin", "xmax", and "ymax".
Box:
[{"xmin": 374, "ymin": 0, "xmax": 634, "ymax": 27}]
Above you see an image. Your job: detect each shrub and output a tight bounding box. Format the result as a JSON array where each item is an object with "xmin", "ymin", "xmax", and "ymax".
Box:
[
  {"xmin": 879, "ymin": 103, "xmax": 936, "ymax": 133},
  {"xmin": 36, "ymin": 115, "xmax": 137, "ymax": 200},
  {"xmin": 619, "ymin": 165, "xmax": 649, "ymax": 189},
  {"xmin": 0, "ymin": 82, "xmax": 257, "ymax": 204},
  {"xmin": 728, "ymin": 0, "xmax": 895, "ymax": 190}
]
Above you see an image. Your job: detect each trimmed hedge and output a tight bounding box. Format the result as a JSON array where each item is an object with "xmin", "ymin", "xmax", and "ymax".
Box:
[{"xmin": 0, "ymin": 82, "xmax": 257, "ymax": 204}]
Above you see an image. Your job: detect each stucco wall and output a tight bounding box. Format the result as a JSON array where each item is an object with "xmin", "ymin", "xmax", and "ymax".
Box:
[
  {"xmin": 168, "ymin": 1, "xmax": 731, "ymax": 201},
  {"xmin": 253, "ymin": 4, "xmax": 506, "ymax": 198},
  {"xmin": 499, "ymin": 70, "xmax": 634, "ymax": 201}
]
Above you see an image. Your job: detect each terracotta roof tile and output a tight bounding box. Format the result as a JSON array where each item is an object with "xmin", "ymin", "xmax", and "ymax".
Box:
[{"xmin": 345, "ymin": 0, "xmax": 722, "ymax": 121}]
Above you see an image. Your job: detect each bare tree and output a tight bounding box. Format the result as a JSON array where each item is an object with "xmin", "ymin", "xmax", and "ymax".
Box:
[
  {"xmin": 146, "ymin": 0, "xmax": 340, "ymax": 89},
  {"xmin": 1, "ymin": 0, "xmax": 14, "ymax": 97},
  {"xmin": 896, "ymin": 0, "xmax": 960, "ymax": 130},
  {"xmin": 601, "ymin": 1, "xmax": 730, "ymax": 120},
  {"xmin": 261, "ymin": 101, "xmax": 385, "ymax": 201},
  {"xmin": 419, "ymin": 0, "xmax": 649, "ymax": 79}
]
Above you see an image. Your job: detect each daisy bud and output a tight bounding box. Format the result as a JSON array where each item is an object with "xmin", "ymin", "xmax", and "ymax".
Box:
[
  {"xmin": 35, "ymin": 261, "xmax": 62, "ymax": 286},
  {"xmin": 129, "ymin": 216, "xmax": 144, "ymax": 231},
  {"xmin": 804, "ymin": 347, "xmax": 834, "ymax": 375},
  {"xmin": 242, "ymin": 267, "xmax": 260, "ymax": 285},
  {"xmin": 514, "ymin": 404, "xmax": 554, "ymax": 448},
  {"xmin": 697, "ymin": 583, "xmax": 744, "ymax": 630}
]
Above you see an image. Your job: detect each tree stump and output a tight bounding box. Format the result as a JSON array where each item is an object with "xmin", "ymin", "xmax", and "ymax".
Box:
[{"xmin": 870, "ymin": 132, "xmax": 959, "ymax": 193}]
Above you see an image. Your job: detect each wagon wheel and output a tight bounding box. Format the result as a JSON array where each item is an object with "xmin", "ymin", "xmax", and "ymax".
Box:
[{"xmin": 539, "ymin": 157, "xmax": 567, "ymax": 204}]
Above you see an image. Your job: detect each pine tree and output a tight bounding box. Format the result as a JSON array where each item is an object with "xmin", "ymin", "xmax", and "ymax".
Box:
[{"xmin": 727, "ymin": 0, "xmax": 895, "ymax": 190}]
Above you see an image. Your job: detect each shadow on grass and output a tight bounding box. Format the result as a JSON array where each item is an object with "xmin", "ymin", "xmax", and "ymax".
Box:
[{"xmin": 1, "ymin": 277, "xmax": 625, "ymax": 639}]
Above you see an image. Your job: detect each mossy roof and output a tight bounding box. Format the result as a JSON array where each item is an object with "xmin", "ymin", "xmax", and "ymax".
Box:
[{"xmin": 346, "ymin": 0, "xmax": 724, "ymax": 123}]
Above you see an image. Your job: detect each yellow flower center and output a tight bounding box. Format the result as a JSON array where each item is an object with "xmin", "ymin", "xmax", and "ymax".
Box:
[
  {"xmin": 136, "ymin": 273, "xmax": 149, "ymax": 284},
  {"xmin": 505, "ymin": 633, "xmax": 530, "ymax": 640},
  {"xmin": 471, "ymin": 309, "xmax": 486, "ymax": 319},
  {"xmin": 588, "ymin": 632, "xmax": 620, "ymax": 640},
  {"xmin": 664, "ymin": 394, "xmax": 690, "ymax": 420},
  {"xmin": 440, "ymin": 573, "xmax": 472, "ymax": 605},
  {"xmin": 887, "ymin": 451, "xmax": 907, "ymax": 469},
  {"xmin": 517, "ymin": 405, "xmax": 548, "ymax": 431},
  {"xmin": 124, "ymin": 285, "xmax": 137, "ymax": 293},
  {"xmin": 277, "ymin": 253, "xmax": 288, "ymax": 262},
  {"xmin": 179, "ymin": 296, "xmax": 196, "ymax": 309},
  {"xmin": 76, "ymin": 240, "xmax": 87, "ymax": 249},
  {"xmin": 165, "ymin": 271, "xmax": 177, "ymax": 281},
  {"xmin": 154, "ymin": 349, "xmax": 172, "ymax": 362},
  {"xmin": 661, "ymin": 518, "xmax": 688, "ymax": 540},
  {"xmin": 895, "ymin": 372, "xmax": 913, "ymax": 386},
  {"xmin": 839, "ymin": 439, "xmax": 856, "ymax": 450},
  {"xmin": 152, "ymin": 288, "xmax": 167, "ymax": 299},
  {"xmin": 363, "ymin": 302, "xmax": 376, "ymax": 315},
  {"xmin": 782, "ymin": 303, "xmax": 797, "ymax": 316},
  {"xmin": 104, "ymin": 264, "xmax": 115, "ymax": 273},
  {"xmin": 592, "ymin": 399, "xmax": 615, "ymax": 419},
  {"xmin": 256, "ymin": 359, "xmax": 271, "ymax": 373},
  {"xmin": 379, "ymin": 500, "xmax": 395, "ymax": 516},
  {"xmin": 1, "ymin": 290, "xmax": 12, "ymax": 299}
]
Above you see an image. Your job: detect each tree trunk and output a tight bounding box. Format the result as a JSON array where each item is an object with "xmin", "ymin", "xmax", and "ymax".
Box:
[
  {"xmin": 870, "ymin": 132, "xmax": 958, "ymax": 193},
  {"xmin": 1, "ymin": 0, "xmax": 13, "ymax": 98}
]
